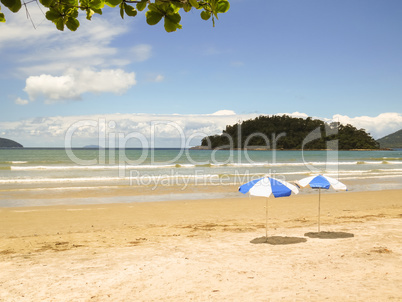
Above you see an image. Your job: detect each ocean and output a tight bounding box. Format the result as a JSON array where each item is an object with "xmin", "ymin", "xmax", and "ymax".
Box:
[{"xmin": 1, "ymin": 148, "xmax": 402, "ymax": 207}]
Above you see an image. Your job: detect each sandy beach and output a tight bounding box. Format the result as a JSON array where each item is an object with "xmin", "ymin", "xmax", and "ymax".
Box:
[{"xmin": 0, "ymin": 188, "xmax": 401, "ymax": 301}]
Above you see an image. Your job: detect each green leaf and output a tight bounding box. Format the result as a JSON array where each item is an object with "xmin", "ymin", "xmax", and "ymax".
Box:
[
  {"xmin": 92, "ymin": 7, "xmax": 102, "ymax": 14},
  {"xmin": 200, "ymin": 10, "xmax": 210, "ymax": 20},
  {"xmin": 164, "ymin": 5, "xmax": 172, "ymax": 14},
  {"xmin": 1, "ymin": 0, "xmax": 21, "ymax": 13},
  {"xmin": 136, "ymin": 0, "xmax": 146, "ymax": 11},
  {"xmin": 209, "ymin": 0, "xmax": 216, "ymax": 11},
  {"xmin": 147, "ymin": 3, "xmax": 158, "ymax": 12},
  {"xmin": 166, "ymin": 12, "xmax": 180, "ymax": 23},
  {"xmin": 164, "ymin": 18, "xmax": 177, "ymax": 32},
  {"xmin": 216, "ymin": 0, "xmax": 229, "ymax": 13},
  {"xmin": 119, "ymin": 2, "xmax": 124, "ymax": 18},
  {"xmin": 55, "ymin": 17, "xmax": 65, "ymax": 31},
  {"xmin": 39, "ymin": 0, "xmax": 54, "ymax": 7},
  {"xmin": 104, "ymin": 0, "xmax": 121, "ymax": 8},
  {"xmin": 164, "ymin": 12, "xmax": 181, "ymax": 32},
  {"xmin": 189, "ymin": 0, "xmax": 199, "ymax": 8},
  {"xmin": 170, "ymin": 4, "xmax": 180, "ymax": 14},
  {"xmin": 86, "ymin": 8, "xmax": 95, "ymax": 20},
  {"xmin": 69, "ymin": 8, "xmax": 78, "ymax": 18},
  {"xmin": 0, "ymin": 8, "xmax": 5, "ymax": 22},
  {"xmin": 66, "ymin": 16, "xmax": 79, "ymax": 31},
  {"xmin": 183, "ymin": 3, "xmax": 191, "ymax": 12},
  {"xmin": 46, "ymin": 9, "xmax": 61, "ymax": 21},
  {"xmin": 124, "ymin": 3, "xmax": 137, "ymax": 17},
  {"xmin": 66, "ymin": 0, "xmax": 78, "ymax": 6},
  {"xmin": 146, "ymin": 10, "xmax": 163, "ymax": 25},
  {"xmin": 89, "ymin": 0, "xmax": 104, "ymax": 10}
]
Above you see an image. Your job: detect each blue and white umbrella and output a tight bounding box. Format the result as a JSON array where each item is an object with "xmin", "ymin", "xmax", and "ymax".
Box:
[
  {"xmin": 239, "ymin": 176, "xmax": 299, "ymax": 239},
  {"xmin": 297, "ymin": 174, "xmax": 347, "ymax": 232}
]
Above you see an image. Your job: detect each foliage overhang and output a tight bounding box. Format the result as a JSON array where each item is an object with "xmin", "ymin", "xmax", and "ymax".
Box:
[{"xmin": 0, "ymin": 0, "xmax": 230, "ymax": 32}]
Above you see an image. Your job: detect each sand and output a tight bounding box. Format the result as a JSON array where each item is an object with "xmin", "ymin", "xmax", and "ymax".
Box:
[{"xmin": 0, "ymin": 189, "xmax": 401, "ymax": 301}]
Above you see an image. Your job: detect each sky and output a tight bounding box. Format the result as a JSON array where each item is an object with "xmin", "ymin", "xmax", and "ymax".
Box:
[{"xmin": 1, "ymin": 0, "xmax": 402, "ymax": 147}]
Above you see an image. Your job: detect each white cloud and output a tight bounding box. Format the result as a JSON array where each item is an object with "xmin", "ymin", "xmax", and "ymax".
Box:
[
  {"xmin": 24, "ymin": 68, "xmax": 136, "ymax": 102},
  {"xmin": 131, "ymin": 44, "xmax": 152, "ymax": 62},
  {"xmin": 0, "ymin": 8, "xmax": 55, "ymax": 47},
  {"xmin": 154, "ymin": 75, "xmax": 164, "ymax": 82},
  {"xmin": 279, "ymin": 111, "xmax": 310, "ymax": 119},
  {"xmin": 211, "ymin": 110, "xmax": 236, "ymax": 116},
  {"xmin": 0, "ymin": 111, "xmax": 253, "ymax": 147},
  {"xmin": 1, "ymin": 9, "xmax": 146, "ymax": 103},
  {"xmin": 2, "ymin": 10, "xmax": 129, "ymax": 75},
  {"xmin": 14, "ymin": 97, "xmax": 29, "ymax": 105},
  {"xmin": 1, "ymin": 111, "xmax": 400, "ymax": 147},
  {"xmin": 333, "ymin": 112, "xmax": 402, "ymax": 139},
  {"xmin": 272, "ymin": 111, "xmax": 402, "ymax": 139},
  {"xmin": 145, "ymin": 73, "xmax": 165, "ymax": 82}
]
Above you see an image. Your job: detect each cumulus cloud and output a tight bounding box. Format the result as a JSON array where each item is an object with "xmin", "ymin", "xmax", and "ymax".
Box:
[
  {"xmin": 2, "ymin": 10, "xmax": 148, "ymax": 103},
  {"xmin": 211, "ymin": 110, "xmax": 236, "ymax": 116},
  {"xmin": 0, "ymin": 111, "xmax": 253, "ymax": 147},
  {"xmin": 24, "ymin": 68, "xmax": 136, "ymax": 102},
  {"xmin": 271, "ymin": 111, "xmax": 402, "ymax": 139},
  {"xmin": 1, "ymin": 111, "xmax": 400, "ymax": 147},
  {"xmin": 14, "ymin": 97, "xmax": 29, "ymax": 105},
  {"xmin": 333, "ymin": 112, "xmax": 402, "ymax": 139}
]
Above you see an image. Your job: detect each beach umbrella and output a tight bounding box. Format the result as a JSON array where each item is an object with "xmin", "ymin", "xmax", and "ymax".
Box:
[
  {"xmin": 239, "ymin": 176, "xmax": 299, "ymax": 240},
  {"xmin": 297, "ymin": 174, "xmax": 347, "ymax": 232}
]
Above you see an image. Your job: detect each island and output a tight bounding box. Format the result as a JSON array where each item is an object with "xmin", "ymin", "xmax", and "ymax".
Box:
[
  {"xmin": 0, "ymin": 137, "xmax": 23, "ymax": 148},
  {"xmin": 197, "ymin": 115, "xmax": 379, "ymax": 150}
]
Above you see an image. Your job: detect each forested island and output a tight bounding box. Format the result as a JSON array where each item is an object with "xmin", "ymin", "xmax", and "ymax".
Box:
[
  {"xmin": 199, "ymin": 115, "xmax": 379, "ymax": 150},
  {"xmin": 0, "ymin": 138, "xmax": 23, "ymax": 148}
]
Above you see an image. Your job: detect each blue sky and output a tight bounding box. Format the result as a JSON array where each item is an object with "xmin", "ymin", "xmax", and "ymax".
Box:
[{"xmin": 1, "ymin": 0, "xmax": 402, "ymax": 146}]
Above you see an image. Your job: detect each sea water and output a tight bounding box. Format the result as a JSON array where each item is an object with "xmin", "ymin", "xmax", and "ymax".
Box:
[{"xmin": 1, "ymin": 148, "xmax": 402, "ymax": 207}]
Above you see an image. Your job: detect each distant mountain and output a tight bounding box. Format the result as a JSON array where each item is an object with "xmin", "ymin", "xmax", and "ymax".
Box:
[
  {"xmin": 0, "ymin": 138, "xmax": 23, "ymax": 148},
  {"xmin": 377, "ymin": 129, "xmax": 402, "ymax": 149}
]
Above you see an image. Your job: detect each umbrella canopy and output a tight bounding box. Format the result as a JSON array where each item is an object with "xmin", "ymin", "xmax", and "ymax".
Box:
[
  {"xmin": 239, "ymin": 176, "xmax": 299, "ymax": 239},
  {"xmin": 297, "ymin": 174, "xmax": 347, "ymax": 232},
  {"xmin": 297, "ymin": 174, "xmax": 347, "ymax": 191}
]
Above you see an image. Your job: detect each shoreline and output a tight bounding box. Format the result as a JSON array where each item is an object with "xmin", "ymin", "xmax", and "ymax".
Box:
[
  {"xmin": 2, "ymin": 176, "xmax": 402, "ymax": 208},
  {"xmin": 3, "ymin": 149, "xmax": 402, "ymax": 209},
  {"xmin": 191, "ymin": 146, "xmax": 395, "ymax": 151}
]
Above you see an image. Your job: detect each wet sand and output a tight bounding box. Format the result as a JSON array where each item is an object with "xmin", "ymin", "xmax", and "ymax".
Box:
[{"xmin": 0, "ymin": 189, "xmax": 401, "ymax": 301}]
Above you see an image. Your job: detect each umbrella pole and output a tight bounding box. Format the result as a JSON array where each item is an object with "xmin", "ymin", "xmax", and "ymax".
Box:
[
  {"xmin": 318, "ymin": 188, "xmax": 321, "ymax": 233},
  {"xmin": 265, "ymin": 198, "xmax": 268, "ymax": 242}
]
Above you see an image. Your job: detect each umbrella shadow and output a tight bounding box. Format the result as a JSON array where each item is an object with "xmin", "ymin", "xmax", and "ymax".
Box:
[
  {"xmin": 250, "ymin": 236, "xmax": 307, "ymax": 245},
  {"xmin": 304, "ymin": 231, "xmax": 354, "ymax": 239}
]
